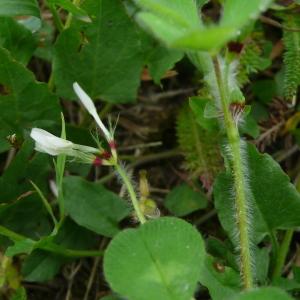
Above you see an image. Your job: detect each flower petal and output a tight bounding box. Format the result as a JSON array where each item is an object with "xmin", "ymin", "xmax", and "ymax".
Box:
[
  {"xmin": 73, "ymin": 82, "xmax": 97, "ymax": 116},
  {"xmin": 30, "ymin": 128, "xmax": 74, "ymax": 155},
  {"xmin": 73, "ymin": 82, "xmax": 113, "ymax": 141}
]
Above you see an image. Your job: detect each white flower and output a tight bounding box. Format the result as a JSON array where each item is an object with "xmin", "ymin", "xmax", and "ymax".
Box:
[
  {"xmin": 31, "ymin": 128, "xmax": 74, "ymax": 156},
  {"xmin": 73, "ymin": 82, "xmax": 113, "ymax": 142},
  {"xmin": 30, "ymin": 128, "xmax": 100, "ymax": 157}
]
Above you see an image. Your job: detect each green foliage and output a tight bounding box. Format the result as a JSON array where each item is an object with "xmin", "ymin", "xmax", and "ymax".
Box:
[
  {"xmin": 63, "ymin": 176, "xmax": 130, "ymax": 237},
  {"xmin": 143, "ymin": 44, "xmax": 183, "ymax": 84},
  {"xmin": 1, "ymin": 0, "xmax": 300, "ymax": 298},
  {"xmin": 0, "ymin": 195, "xmax": 50, "ymax": 240},
  {"xmin": 0, "ymin": 141, "xmax": 50, "ymax": 203},
  {"xmin": 233, "ymin": 287, "xmax": 294, "ymax": 300},
  {"xmin": 0, "ymin": 0, "xmax": 40, "ymax": 18},
  {"xmin": 281, "ymin": 13, "xmax": 300, "ymax": 100},
  {"xmin": 10, "ymin": 287, "xmax": 27, "ymax": 300},
  {"xmin": 46, "ymin": 0, "xmax": 88, "ymax": 17},
  {"xmin": 238, "ymin": 38, "xmax": 271, "ymax": 86},
  {"xmin": 21, "ymin": 219, "xmax": 96, "ymax": 282},
  {"xmin": 0, "ymin": 17, "xmax": 37, "ymax": 64},
  {"xmin": 53, "ymin": 0, "xmax": 181, "ymax": 103},
  {"xmin": 21, "ymin": 251, "xmax": 64, "ymax": 282},
  {"xmin": 199, "ymin": 255, "xmax": 240, "ymax": 300},
  {"xmin": 53, "ymin": 0, "xmax": 144, "ymax": 102},
  {"xmin": 164, "ymin": 183, "xmax": 207, "ymax": 216},
  {"xmin": 220, "ymin": 0, "xmax": 273, "ymax": 29},
  {"xmin": 134, "ymin": 0, "xmax": 273, "ymax": 51},
  {"xmin": 214, "ymin": 143, "xmax": 300, "ymax": 245},
  {"xmin": 0, "ymin": 48, "xmax": 60, "ymax": 149},
  {"xmin": 177, "ymin": 103, "xmax": 221, "ymax": 180},
  {"xmin": 104, "ymin": 217, "xmax": 205, "ymax": 300}
]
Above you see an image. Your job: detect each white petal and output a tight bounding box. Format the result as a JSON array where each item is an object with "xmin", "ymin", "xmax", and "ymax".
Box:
[
  {"xmin": 35, "ymin": 142, "xmax": 62, "ymax": 155},
  {"xmin": 31, "ymin": 128, "xmax": 73, "ymax": 155},
  {"xmin": 73, "ymin": 82, "xmax": 96, "ymax": 115},
  {"xmin": 73, "ymin": 82, "xmax": 112, "ymax": 141},
  {"xmin": 91, "ymin": 111, "xmax": 112, "ymax": 141}
]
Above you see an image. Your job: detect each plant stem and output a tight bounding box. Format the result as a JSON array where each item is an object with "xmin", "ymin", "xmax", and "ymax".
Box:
[
  {"xmin": 30, "ymin": 180, "xmax": 58, "ymax": 227},
  {"xmin": 97, "ymin": 149, "xmax": 180, "ymax": 184},
  {"xmin": 64, "ymin": 0, "xmax": 81, "ymax": 28},
  {"xmin": 114, "ymin": 163, "xmax": 146, "ymax": 224},
  {"xmin": 213, "ymin": 56, "xmax": 253, "ymax": 289},
  {"xmin": 272, "ymin": 229, "xmax": 294, "ymax": 279},
  {"xmin": 0, "ymin": 225, "xmax": 102, "ymax": 258},
  {"xmin": 48, "ymin": 3, "xmax": 64, "ymax": 32}
]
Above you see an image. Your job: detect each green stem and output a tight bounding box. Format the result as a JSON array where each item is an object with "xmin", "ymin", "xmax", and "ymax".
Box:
[
  {"xmin": 114, "ymin": 163, "xmax": 146, "ymax": 224},
  {"xmin": 47, "ymin": 2, "xmax": 64, "ymax": 32},
  {"xmin": 0, "ymin": 225, "xmax": 102, "ymax": 258},
  {"xmin": 0, "ymin": 225, "xmax": 24, "ymax": 242},
  {"xmin": 64, "ymin": 0, "xmax": 81, "ymax": 28},
  {"xmin": 269, "ymin": 230, "xmax": 279, "ymax": 275},
  {"xmin": 30, "ymin": 180, "xmax": 58, "ymax": 227},
  {"xmin": 48, "ymin": 72, "xmax": 55, "ymax": 91},
  {"xmin": 272, "ymin": 229, "xmax": 294, "ymax": 279},
  {"xmin": 213, "ymin": 56, "xmax": 253, "ymax": 289},
  {"xmin": 97, "ymin": 149, "xmax": 180, "ymax": 184}
]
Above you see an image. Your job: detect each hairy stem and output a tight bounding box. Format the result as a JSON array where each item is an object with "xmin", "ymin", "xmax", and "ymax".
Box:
[
  {"xmin": 115, "ymin": 163, "xmax": 146, "ymax": 224},
  {"xmin": 213, "ymin": 57, "xmax": 253, "ymax": 289}
]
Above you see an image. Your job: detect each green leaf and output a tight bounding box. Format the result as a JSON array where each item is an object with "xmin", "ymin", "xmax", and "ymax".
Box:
[
  {"xmin": 254, "ymin": 247, "xmax": 270, "ymax": 284},
  {"xmin": 214, "ymin": 143, "xmax": 300, "ymax": 244},
  {"xmin": 134, "ymin": 0, "xmax": 201, "ymax": 29},
  {"xmin": 104, "ymin": 217, "xmax": 205, "ymax": 300},
  {"xmin": 22, "ymin": 250, "xmax": 65, "ymax": 282},
  {"xmin": 134, "ymin": 0, "xmax": 273, "ymax": 51},
  {"xmin": 220, "ymin": 0, "xmax": 273, "ymax": 29},
  {"xmin": 0, "ymin": 194, "xmax": 50, "ymax": 240},
  {"xmin": 233, "ymin": 287, "xmax": 294, "ymax": 300},
  {"xmin": 0, "ymin": 141, "xmax": 50, "ymax": 203},
  {"xmin": 239, "ymin": 114, "xmax": 260, "ymax": 138},
  {"xmin": 0, "ymin": 17, "xmax": 37, "ymax": 64},
  {"xmin": 199, "ymin": 255, "xmax": 240, "ymax": 300},
  {"xmin": 63, "ymin": 176, "xmax": 130, "ymax": 237},
  {"xmin": 6, "ymin": 239, "xmax": 35, "ymax": 256},
  {"xmin": 0, "ymin": 48, "xmax": 60, "ymax": 145},
  {"xmin": 252, "ymin": 79, "xmax": 277, "ymax": 104},
  {"xmin": 136, "ymin": 10, "xmax": 235, "ymax": 51},
  {"xmin": 189, "ymin": 97, "xmax": 219, "ymax": 131},
  {"xmin": 10, "ymin": 287, "xmax": 27, "ymax": 300},
  {"xmin": 134, "ymin": 0, "xmax": 204, "ymax": 50},
  {"xmin": 145, "ymin": 46, "xmax": 183, "ymax": 84},
  {"xmin": 100, "ymin": 296, "xmax": 123, "ymax": 300},
  {"xmin": 272, "ymin": 277, "xmax": 300, "ymax": 292},
  {"xmin": 170, "ymin": 27, "xmax": 236, "ymax": 51},
  {"xmin": 20, "ymin": 218, "xmax": 97, "ymax": 282},
  {"xmin": 137, "ymin": 31, "xmax": 183, "ymax": 83},
  {"xmin": 164, "ymin": 183, "xmax": 207, "ymax": 217},
  {"xmin": 54, "ymin": 218, "xmax": 97, "ymax": 250},
  {"xmin": 206, "ymin": 237, "xmax": 238, "ymax": 271},
  {"xmin": 0, "ymin": 0, "xmax": 40, "ymax": 18},
  {"xmin": 47, "ymin": 0, "xmax": 88, "ymax": 17},
  {"xmin": 53, "ymin": 0, "xmax": 145, "ymax": 103}
]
